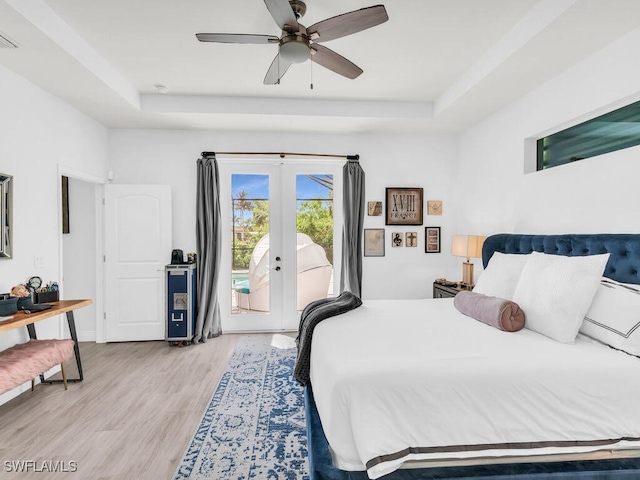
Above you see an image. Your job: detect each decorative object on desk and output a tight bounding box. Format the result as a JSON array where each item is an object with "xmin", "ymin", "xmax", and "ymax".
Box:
[
  {"xmin": 364, "ymin": 228, "xmax": 385, "ymax": 257},
  {"xmin": 0, "ymin": 172, "xmax": 12, "ymax": 259},
  {"xmin": 10, "ymin": 284, "xmax": 35, "ymax": 310},
  {"xmin": 406, "ymin": 231, "xmax": 418, "ymax": 247},
  {"xmin": 427, "ymin": 200, "xmax": 443, "ymax": 215},
  {"xmin": 385, "ymin": 187, "xmax": 423, "ymax": 225},
  {"xmin": 32, "ymin": 281, "xmax": 60, "ymax": 304},
  {"xmin": 174, "ymin": 335, "xmax": 307, "ymax": 480},
  {"xmin": 26, "ymin": 276, "xmax": 42, "ymax": 293},
  {"xmin": 0, "ymin": 297, "xmax": 18, "ymax": 315},
  {"xmin": 10, "ymin": 284, "xmax": 30, "ymax": 298},
  {"xmin": 367, "ymin": 201, "xmax": 382, "ymax": 216},
  {"xmin": 187, "ymin": 252, "xmax": 197, "ymax": 264},
  {"xmin": 34, "ymin": 291, "xmax": 59, "ymax": 304},
  {"xmin": 452, "ymin": 234, "xmax": 487, "ymax": 286},
  {"xmin": 391, "ymin": 232, "xmax": 403, "ymax": 247},
  {"xmin": 425, "ymin": 226, "xmax": 441, "ymax": 253}
]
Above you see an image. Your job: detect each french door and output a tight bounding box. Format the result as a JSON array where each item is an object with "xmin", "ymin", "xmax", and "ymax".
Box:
[{"xmin": 219, "ymin": 160, "xmax": 342, "ymax": 332}]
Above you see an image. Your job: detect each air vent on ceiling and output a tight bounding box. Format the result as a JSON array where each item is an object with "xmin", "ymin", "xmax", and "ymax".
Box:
[{"xmin": 0, "ymin": 33, "xmax": 18, "ymax": 49}]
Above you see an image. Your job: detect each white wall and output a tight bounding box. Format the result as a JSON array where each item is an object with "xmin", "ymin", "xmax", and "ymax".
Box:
[
  {"xmin": 454, "ymin": 26, "xmax": 640, "ymax": 246},
  {"xmin": 0, "ymin": 64, "xmax": 108, "ymax": 403},
  {"xmin": 62, "ymin": 178, "xmax": 98, "ymax": 341},
  {"xmin": 109, "ymin": 130, "xmax": 459, "ymax": 300}
]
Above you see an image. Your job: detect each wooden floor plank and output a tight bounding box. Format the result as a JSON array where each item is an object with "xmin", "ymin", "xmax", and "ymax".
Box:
[{"xmin": 0, "ymin": 334, "xmax": 244, "ymax": 479}]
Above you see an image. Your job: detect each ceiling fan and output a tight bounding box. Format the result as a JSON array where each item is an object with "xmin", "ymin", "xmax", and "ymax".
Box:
[{"xmin": 196, "ymin": 0, "xmax": 388, "ymax": 85}]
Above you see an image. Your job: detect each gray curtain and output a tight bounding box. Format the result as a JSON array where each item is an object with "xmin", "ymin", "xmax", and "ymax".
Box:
[
  {"xmin": 340, "ymin": 159, "xmax": 365, "ymax": 297},
  {"xmin": 194, "ymin": 155, "xmax": 222, "ymax": 342}
]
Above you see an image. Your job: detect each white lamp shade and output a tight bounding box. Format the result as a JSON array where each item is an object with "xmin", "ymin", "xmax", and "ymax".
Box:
[{"xmin": 451, "ymin": 235, "xmax": 487, "ymax": 260}]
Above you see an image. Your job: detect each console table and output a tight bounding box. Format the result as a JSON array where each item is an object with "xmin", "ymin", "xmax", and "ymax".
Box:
[{"xmin": 0, "ymin": 299, "xmax": 92, "ymax": 383}]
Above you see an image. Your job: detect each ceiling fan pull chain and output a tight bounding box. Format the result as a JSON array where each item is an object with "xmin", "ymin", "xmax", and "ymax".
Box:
[{"xmin": 310, "ymin": 58, "xmax": 314, "ymax": 90}]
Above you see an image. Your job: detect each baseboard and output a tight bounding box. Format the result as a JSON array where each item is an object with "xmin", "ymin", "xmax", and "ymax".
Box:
[{"xmin": 77, "ymin": 330, "xmax": 96, "ymax": 342}]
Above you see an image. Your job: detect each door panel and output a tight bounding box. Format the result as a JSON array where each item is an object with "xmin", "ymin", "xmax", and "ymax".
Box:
[
  {"xmin": 282, "ymin": 164, "xmax": 342, "ymax": 330},
  {"xmin": 104, "ymin": 185, "xmax": 171, "ymax": 342},
  {"xmin": 219, "ymin": 161, "xmax": 342, "ymax": 332},
  {"xmin": 220, "ymin": 163, "xmax": 282, "ymax": 332}
]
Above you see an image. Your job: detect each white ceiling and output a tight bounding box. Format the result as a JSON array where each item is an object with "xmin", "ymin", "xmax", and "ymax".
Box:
[{"xmin": 1, "ymin": 0, "xmax": 640, "ymax": 134}]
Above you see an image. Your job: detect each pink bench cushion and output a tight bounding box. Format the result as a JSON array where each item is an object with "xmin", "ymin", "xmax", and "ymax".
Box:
[{"xmin": 0, "ymin": 339, "xmax": 75, "ymax": 394}]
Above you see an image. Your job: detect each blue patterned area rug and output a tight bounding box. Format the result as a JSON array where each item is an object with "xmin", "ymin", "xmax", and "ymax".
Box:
[{"xmin": 174, "ymin": 334, "xmax": 309, "ymax": 480}]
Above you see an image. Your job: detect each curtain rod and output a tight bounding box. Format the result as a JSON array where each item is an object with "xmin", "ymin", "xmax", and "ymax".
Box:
[{"xmin": 201, "ymin": 151, "xmax": 359, "ymax": 160}]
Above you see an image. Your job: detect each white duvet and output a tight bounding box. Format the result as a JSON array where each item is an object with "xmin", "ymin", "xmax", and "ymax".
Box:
[{"xmin": 309, "ymin": 298, "xmax": 640, "ymax": 479}]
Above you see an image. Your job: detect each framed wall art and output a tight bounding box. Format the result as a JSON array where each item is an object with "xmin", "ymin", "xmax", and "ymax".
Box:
[
  {"xmin": 367, "ymin": 201, "xmax": 383, "ymax": 216},
  {"xmin": 364, "ymin": 228, "xmax": 385, "ymax": 257},
  {"xmin": 391, "ymin": 232, "xmax": 403, "ymax": 247},
  {"xmin": 385, "ymin": 187, "xmax": 423, "ymax": 225},
  {"xmin": 425, "ymin": 227, "xmax": 441, "ymax": 253},
  {"xmin": 427, "ymin": 200, "xmax": 443, "ymax": 216},
  {"xmin": 406, "ymin": 232, "xmax": 418, "ymax": 247}
]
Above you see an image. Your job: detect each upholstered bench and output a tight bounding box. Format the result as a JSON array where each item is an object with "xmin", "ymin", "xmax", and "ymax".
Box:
[{"xmin": 0, "ymin": 339, "xmax": 75, "ymax": 394}]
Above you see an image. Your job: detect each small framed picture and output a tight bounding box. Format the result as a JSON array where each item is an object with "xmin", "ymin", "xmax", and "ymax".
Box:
[
  {"xmin": 425, "ymin": 227, "xmax": 441, "ymax": 253},
  {"xmin": 427, "ymin": 200, "xmax": 443, "ymax": 216},
  {"xmin": 364, "ymin": 229, "xmax": 385, "ymax": 257},
  {"xmin": 405, "ymin": 232, "xmax": 418, "ymax": 247},
  {"xmin": 385, "ymin": 187, "xmax": 423, "ymax": 225},
  {"xmin": 368, "ymin": 201, "xmax": 383, "ymax": 216},
  {"xmin": 391, "ymin": 232, "xmax": 403, "ymax": 247}
]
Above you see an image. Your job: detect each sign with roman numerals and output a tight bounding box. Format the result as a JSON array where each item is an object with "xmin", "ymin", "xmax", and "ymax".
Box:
[{"xmin": 385, "ymin": 187, "xmax": 424, "ymax": 225}]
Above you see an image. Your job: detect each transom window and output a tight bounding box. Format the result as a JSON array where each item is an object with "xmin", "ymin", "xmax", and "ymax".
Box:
[{"xmin": 537, "ymin": 100, "xmax": 640, "ymax": 170}]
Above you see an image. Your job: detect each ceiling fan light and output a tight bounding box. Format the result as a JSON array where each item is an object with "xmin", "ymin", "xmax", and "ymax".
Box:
[{"xmin": 279, "ymin": 36, "xmax": 309, "ymax": 63}]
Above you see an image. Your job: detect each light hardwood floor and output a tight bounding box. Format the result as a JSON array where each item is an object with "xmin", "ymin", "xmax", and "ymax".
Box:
[{"xmin": 0, "ymin": 334, "xmax": 247, "ymax": 479}]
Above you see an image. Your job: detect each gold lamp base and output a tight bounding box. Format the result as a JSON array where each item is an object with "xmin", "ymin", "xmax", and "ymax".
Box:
[{"xmin": 461, "ymin": 261, "xmax": 474, "ymax": 286}]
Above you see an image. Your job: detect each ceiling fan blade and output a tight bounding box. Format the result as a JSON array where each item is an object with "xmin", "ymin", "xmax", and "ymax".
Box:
[
  {"xmin": 310, "ymin": 44, "xmax": 363, "ymax": 79},
  {"xmin": 263, "ymin": 0, "xmax": 299, "ymax": 32},
  {"xmin": 196, "ymin": 33, "xmax": 279, "ymax": 44},
  {"xmin": 307, "ymin": 5, "xmax": 388, "ymax": 43},
  {"xmin": 263, "ymin": 53, "xmax": 294, "ymax": 85}
]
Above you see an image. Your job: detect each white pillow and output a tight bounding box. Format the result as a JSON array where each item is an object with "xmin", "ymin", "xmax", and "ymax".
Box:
[
  {"xmin": 512, "ymin": 251, "xmax": 610, "ymax": 343},
  {"xmin": 473, "ymin": 252, "xmax": 530, "ymax": 300},
  {"xmin": 580, "ymin": 278, "xmax": 640, "ymax": 356}
]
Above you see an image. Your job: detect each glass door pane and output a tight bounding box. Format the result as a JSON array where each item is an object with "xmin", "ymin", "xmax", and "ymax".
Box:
[
  {"xmin": 295, "ymin": 174, "xmax": 334, "ymax": 312},
  {"xmin": 231, "ymin": 174, "xmax": 270, "ymax": 315}
]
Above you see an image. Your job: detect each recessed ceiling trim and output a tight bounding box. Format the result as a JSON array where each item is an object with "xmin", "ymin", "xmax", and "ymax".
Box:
[
  {"xmin": 140, "ymin": 94, "xmax": 433, "ymax": 120},
  {"xmin": 434, "ymin": 0, "xmax": 577, "ymax": 117},
  {"xmin": 5, "ymin": 0, "xmax": 139, "ymax": 109}
]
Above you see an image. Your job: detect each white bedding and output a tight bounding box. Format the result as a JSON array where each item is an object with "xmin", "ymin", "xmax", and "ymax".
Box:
[{"xmin": 309, "ymin": 298, "xmax": 640, "ymax": 479}]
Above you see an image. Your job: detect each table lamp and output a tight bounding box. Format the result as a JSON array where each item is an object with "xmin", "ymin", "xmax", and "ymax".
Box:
[{"xmin": 451, "ymin": 235, "xmax": 487, "ymax": 286}]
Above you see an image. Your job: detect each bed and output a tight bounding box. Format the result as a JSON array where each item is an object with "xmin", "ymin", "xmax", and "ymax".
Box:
[{"xmin": 304, "ymin": 233, "xmax": 640, "ymax": 480}]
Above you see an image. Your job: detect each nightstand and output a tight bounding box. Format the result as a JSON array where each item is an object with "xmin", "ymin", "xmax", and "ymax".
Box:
[{"xmin": 433, "ymin": 282, "xmax": 471, "ymax": 299}]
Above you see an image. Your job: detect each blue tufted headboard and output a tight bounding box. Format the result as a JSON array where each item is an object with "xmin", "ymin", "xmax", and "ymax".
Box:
[{"xmin": 482, "ymin": 234, "xmax": 640, "ymax": 285}]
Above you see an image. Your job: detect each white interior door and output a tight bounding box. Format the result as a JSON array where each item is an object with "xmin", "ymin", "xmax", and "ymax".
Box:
[
  {"xmin": 219, "ymin": 160, "xmax": 342, "ymax": 332},
  {"xmin": 104, "ymin": 184, "xmax": 172, "ymax": 342}
]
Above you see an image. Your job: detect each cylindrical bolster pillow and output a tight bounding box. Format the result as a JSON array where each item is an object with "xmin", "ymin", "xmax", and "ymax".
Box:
[{"xmin": 453, "ymin": 291, "xmax": 525, "ymax": 332}]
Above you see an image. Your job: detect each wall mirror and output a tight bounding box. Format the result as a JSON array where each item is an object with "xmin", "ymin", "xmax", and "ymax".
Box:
[{"xmin": 0, "ymin": 172, "xmax": 12, "ymax": 259}]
